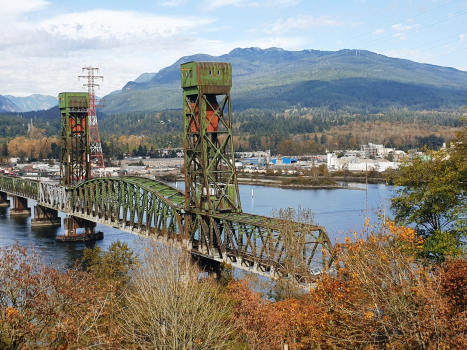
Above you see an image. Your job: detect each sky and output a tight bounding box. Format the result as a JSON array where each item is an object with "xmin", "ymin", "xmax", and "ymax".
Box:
[{"xmin": 1, "ymin": 0, "xmax": 466, "ymax": 97}]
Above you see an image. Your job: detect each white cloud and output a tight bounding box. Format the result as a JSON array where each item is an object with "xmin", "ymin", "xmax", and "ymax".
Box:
[
  {"xmin": 265, "ymin": 0, "xmax": 302, "ymax": 8},
  {"xmin": 374, "ymin": 28, "xmax": 385, "ymax": 35},
  {"xmin": 0, "ymin": 0, "xmax": 50, "ymax": 15},
  {"xmin": 391, "ymin": 23, "xmax": 418, "ymax": 32},
  {"xmin": 461, "ymin": 34, "xmax": 466, "ymax": 42},
  {"xmin": 264, "ymin": 15, "xmax": 348, "ymax": 35},
  {"xmin": 160, "ymin": 0, "xmax": 187, "ymax": 6},
  {"xmin": 37, "ymin": 10, "xmax": 208, "ymax": 39},
  {"xmin": 0, "ymin": 4, "xmax": 311, "ymax": 97},
  {"xmin": 0, "ymin": 8, "xmax": 218, "ymax": 96},
  {"xmin": 204, "ymin": 0, "xmax": 272, "ymax": 9},
  {"xmin": 205, "ymin": 0, "xmax": 248, "ymax": 10}
]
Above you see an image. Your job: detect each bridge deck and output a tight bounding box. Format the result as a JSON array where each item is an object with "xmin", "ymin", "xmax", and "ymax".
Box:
[
  {"xmin": 212, "ymin": 212, "xmax": 324, "ymax": 231},
  {"xmin": 118, "ymin": 176, "xmax": 185, "ymax": 207}
]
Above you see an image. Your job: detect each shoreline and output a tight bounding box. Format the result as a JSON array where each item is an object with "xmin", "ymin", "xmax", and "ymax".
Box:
[{"xmin": 159, "ymin": 174, "xmax": 388, "ymax": 190}]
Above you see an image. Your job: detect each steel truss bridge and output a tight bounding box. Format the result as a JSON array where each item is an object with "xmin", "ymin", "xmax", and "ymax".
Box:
[{"xmin": 0, "ymin": 175, "xmax": 333, "ymax": 281}]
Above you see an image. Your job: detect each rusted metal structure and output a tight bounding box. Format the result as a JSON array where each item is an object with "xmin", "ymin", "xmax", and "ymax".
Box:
[
  {"xmin": 0, "ymin": 62, "xmax": 334, "ymax": 281},
  {"xmin": 59, "ymin": 92, "xmax": 91, "ymax": 187},
  {"xmin": 181, "ymin": 61, "xmax": 240, "ymax": 213}
]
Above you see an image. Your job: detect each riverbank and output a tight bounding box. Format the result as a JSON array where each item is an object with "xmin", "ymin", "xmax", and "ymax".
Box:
[
  {"xmin": 154, "ymin": 173, "xmax": 388, "ymax": 190},
  {"xmin": 235, "ymin": 174, "xmax": 387, "ymax": 189}
]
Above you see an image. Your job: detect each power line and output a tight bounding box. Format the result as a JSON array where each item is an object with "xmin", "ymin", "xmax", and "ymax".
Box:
[
  {"xmin": 423, "ymin": 45, "xmax": 467, "ymax": 62},
  {"xmin": 359, "ymin": 8, "xmax": 467, "ymax": 50},
  {"xmin": 387, "ymin": 32, "xmax": 465, "ymax": 58},
  {"xmin": 320, "ymin": 0, "xmax": 460, "ymax": 50},
  {"xmin": 399, "ymin": 35, "xmax": 465, "ymax": 60}
]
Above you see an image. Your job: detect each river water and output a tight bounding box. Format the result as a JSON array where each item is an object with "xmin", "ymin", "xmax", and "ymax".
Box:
[{"xmin": 0, "ymin": 183, "xmax": 393, "ymax": 266}]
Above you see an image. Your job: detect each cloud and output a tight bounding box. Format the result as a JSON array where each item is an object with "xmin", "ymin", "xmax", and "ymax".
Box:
[
  {"xmin": 159, "ymin": 0, "xmax": 187, "ymax": 6},
  {"xmin": 461, "ymin": 34, "xmax": 466, "ymax": 42},
  {"xmin": 374, "ymin": 28, "xmax": 385, "ymax": 35},
  {"xmin": 204, "ymin": 0, "xmax": 274, "ymax": 9},
  {"xmin": 36, "ymin": 10, "xmax": 210, "ymax": 39},
  {"xmin": 205, "ymin": 0, "xmax": 249, "ymax": 10},
  {"xmin": 0, "ymin": 4, "xmax": 310, "ymax": 97},
  {"xmin": 265, "ymin": 0, "xmax": 302, "ymax": 8},
  {"xmin": 391, "ymin": 23, "xmax": 418, "ymax": 32},
  {"xmin": 264, "ymin": 15, "xmax": 348, "ymax": 35},
  {"xmin": 0, "ymin": 0, "xmax": 50, "ymax": 15},
  {"xmin": 0, "ymin": 8, "xmax": 218, "ymax": 96}
]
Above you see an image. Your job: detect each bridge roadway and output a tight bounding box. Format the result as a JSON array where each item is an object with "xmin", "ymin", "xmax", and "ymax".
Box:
[{"xmin": 0, "ymin": 174, "xmax": 333, "ymax": 281}]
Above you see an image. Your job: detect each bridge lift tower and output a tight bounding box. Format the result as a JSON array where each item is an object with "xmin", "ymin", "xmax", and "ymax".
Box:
[
  {"xmin": 58, "ymin": 92, "xmax": 99, "ymax": 239},
  {"xmin": 181, "ymin": 62, "xmax": 242, "ymax": 255},
  {"xmin": 59, "ymin": 92, "xmax": 91, "ymax": 187},
  {"xmin": 181, "ymin": 61, "xmax": 241, "ymax": 213}
]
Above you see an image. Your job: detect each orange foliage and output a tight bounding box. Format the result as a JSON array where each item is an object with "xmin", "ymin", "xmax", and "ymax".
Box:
[
  {"xmin": 229, "ymin": 222, "xmax": 467, "ymax": 349},
  {"xmin": 7, "ymin": 136, "xmax": 59, "ymax": 158}
]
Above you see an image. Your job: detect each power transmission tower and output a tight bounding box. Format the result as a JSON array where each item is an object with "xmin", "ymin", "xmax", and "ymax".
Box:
[{"xmin": 79, "ymin": 66, "xmax": 105, "ymax": 173}]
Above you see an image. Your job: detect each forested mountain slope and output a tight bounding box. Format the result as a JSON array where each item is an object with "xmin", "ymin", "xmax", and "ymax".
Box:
[
  {"xmin": 101, "ymin": 47, "xmax": 467, "ymax": 113},
  {"xmin": 5, "ymin": 94, "xmax": 58, "ymax": 112},
  {"xmin": 0, "ymin": 95, "xmax": 21, "ymax": 113}
]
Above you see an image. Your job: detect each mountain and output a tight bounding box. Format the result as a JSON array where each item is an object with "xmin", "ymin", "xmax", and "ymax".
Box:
[
  {"xmin": 5, "ymin": 94, "xmax": 58, "ymax": 112},
  {"xmin": 134, "ymin": 73, "xmax": 157, "ymax": 83},
  {"xmin": 101, "ymin": 47, "xmax": 467, "ymax": 114},
  {"xmin": 0, "ymin": 95, "xmax": 22, "ymax": 112}
]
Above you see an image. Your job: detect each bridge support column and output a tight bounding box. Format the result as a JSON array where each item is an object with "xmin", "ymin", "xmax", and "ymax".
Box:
[
  {"xmin": 0, "ymin": 191, "xmax": 9, "ymax": 207},
  {"xmin": 10, "ymin": 196, "xmax": 30, "ymax": 216},
  {"xmin": 193, "ymin": 255, "xmax": 221, "ymax": 279},
  {"xmin": 64, "ymin": 216, "xmax": 96, "ymax": 236},
  {"xmin": 57, "ymin": 216, "xmax": 103, "ymax": 241},
  {"xmin": 31, "ymin": 205, "xmax": 61, "ymax": 227}
]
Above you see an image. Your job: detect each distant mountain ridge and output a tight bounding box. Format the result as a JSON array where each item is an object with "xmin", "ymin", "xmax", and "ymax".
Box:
[
  {"xmin": 0, "ymin": 95, "xmax": 21, "ymax": 112},
  {"xmin": 134, "ymin": 73, "xmax": 157, "ymax": 83},
  {"xmin": 5, "ymin": 94, "xmax": 58, "ymax": 112},
  {"xmin": 102, "ymin": 47, "xmax": 467, "ymax": 114}
]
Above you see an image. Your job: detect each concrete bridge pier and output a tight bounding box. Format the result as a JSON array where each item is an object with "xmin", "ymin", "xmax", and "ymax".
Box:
[
  {"xmin": 57, "ymin": 216, "xmax": 103, "ymax": 241},
  {"xmin": 31, "ymin": 205, "xmax": 61, "ymax": 227},
  {"xmin": 193, "ymin": 255, "xmax": 222, "ymax": 279},
  {"xmin": 0, "ymin": 191, "xmax": 10, "ymax": 207},
  {"xmin": 10, "ymin": 196, "xmax": 30, "ymax": 216},
  {"xmin": 64, "ymin": 216, "xmax": 97, "ymax": 236}
]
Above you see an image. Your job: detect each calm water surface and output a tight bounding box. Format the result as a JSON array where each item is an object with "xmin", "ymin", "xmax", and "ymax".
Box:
[{"xmin": 0, "ymin": 183, "xmax": 393, "ymax": 266}]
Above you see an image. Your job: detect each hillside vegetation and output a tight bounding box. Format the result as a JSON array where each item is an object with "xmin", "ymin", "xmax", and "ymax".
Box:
[{"xmin": 102, "ymin": 47, "xmax": 467, "ymax": 114}]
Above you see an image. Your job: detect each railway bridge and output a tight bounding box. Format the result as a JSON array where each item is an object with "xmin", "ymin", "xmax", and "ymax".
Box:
[{"xmin": 0, "ymin": 61, "xmax": 333, "ymax": 281}]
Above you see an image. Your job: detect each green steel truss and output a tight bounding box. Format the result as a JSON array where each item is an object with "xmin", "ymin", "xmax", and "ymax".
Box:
[
  {"xmin": 0, "ymin": 69, "xmax": 334, "ymax": 281},
  {"xmin": 68, "ymin": 176, "xmax": 185, "ymax": 238},
  {"xmin": 0, "ymin": 174, "xmax": 333, "ymax": 280},
  {"xmin": 59, "ymin": 92, "xmax": 90, "ymax": 187},
  {"xmin": 181, "ymin": 61, "xmax": 241, "ymax": 214},
  {"xmin": 0, "ymin": 176, "xmax": 39, "ymax": 200}
]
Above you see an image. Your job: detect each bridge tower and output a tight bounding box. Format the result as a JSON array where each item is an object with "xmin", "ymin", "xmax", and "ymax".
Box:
[
  {"xmin": 181, "ymin": 62, "xmax": 241, "ymax": 214},
  {"xmin": 59, "ymin": 92, "xmax": 91, "ymax": 187}
]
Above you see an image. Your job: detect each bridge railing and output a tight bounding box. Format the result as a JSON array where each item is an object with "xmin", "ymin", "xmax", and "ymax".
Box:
[{"xmin": 0, "ymin": 175, "xmax": 40, "ymax": 200}]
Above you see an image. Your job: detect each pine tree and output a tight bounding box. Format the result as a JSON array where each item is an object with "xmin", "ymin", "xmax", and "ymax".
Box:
[{"xmin": 2, "ymin": 143, "xmax": 9, "ymax": 157}]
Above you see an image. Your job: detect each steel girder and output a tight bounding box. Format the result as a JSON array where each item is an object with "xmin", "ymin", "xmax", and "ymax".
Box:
[
  {"xmin": 0, "ymin": 174, "xmax": 334, "ymax": 280},
  {"xmin": 186, "ymin": 211, "xmax": 333, "ymax": 280},
  {"xmin": 0, "ymin": 176, "xmax": 39, "ymax": 200},
  {"xmin": 68, "ymin": 176, "xmax": 186, "ymax": 241}
]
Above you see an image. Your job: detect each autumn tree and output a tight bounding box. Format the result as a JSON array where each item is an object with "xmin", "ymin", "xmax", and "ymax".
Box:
[
  {"xmin": 0, "ymin": 244, "xmax": 124, "ymax": 348},
  {"xmin": 83, "ymin": 240, "xmax": 137, "ymax": 285},
  {"xmin": 301, "ymin": 222, "xmax": 466, "ymax": 349},
  {"xmin": 119, "ymin": 240, "xmax": 233, "ymax": 349},
  {"xmin": 389, "ymin": 126, "xmax": 467, "ymax": 261}
]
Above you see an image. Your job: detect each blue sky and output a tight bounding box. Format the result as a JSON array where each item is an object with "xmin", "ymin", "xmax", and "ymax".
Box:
[{"xmin": 1, "ymin": 0, "xmax": 466, "ymax": 97}]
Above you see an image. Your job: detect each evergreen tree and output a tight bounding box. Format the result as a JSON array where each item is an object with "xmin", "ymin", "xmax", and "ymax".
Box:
[{"xmin": 2, "ymin": 143, "xmax": 9, "ymax": 157}]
